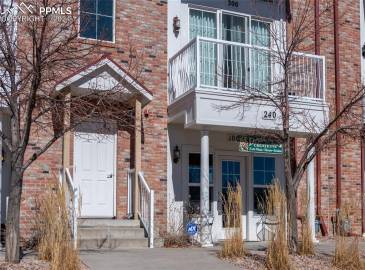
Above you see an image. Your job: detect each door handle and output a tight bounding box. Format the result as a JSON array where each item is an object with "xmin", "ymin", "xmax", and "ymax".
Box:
[{"xmin": 107, "ymin": 174, "xmax": 113, "ymax": 178}]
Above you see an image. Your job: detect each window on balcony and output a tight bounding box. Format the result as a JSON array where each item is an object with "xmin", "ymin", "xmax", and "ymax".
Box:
[
  {"xmin": 80, "ymin": 0, "xmax": 114, "ymax": 42},
  {"xmin": 188, "ymin": 9, "xmax": 272, "ymax": 92}
]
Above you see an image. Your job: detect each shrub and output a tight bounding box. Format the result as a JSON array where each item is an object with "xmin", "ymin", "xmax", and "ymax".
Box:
[
  {"xmin": 299, "ymin": 189, "xmax": 314, "ymax": 255},
  {"xmin": 265, "ymin": 181, "xmax": 291, "ymax": 270},
  {"xmin": 36, "ymin": 183, "xmax": 80, "ymax": 270},
  {"xmin": 333, "ymin": 236, "xmax": 364, "ymax": 270},
  {"xmin": 220, "ymin": 184, "xmax": 245, "ymax": 258}
]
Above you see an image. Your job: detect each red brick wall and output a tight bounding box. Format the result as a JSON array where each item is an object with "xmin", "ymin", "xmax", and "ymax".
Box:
[
  {"xmin": 19, "ymin": 0, "xmax": 168, "ymax": 241},
  {"xmin": 293, "ymin": 0, "xmax": 363, "ymax": 236}
]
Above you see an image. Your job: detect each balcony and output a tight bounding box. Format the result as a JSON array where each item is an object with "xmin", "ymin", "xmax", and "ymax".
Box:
[{"xmin": 168, "ymin": 37, "xmax": 329, "ymax": 135}]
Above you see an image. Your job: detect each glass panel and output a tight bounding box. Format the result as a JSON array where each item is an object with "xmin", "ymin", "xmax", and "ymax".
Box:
[
  {"xmin": 251, "ymin": 20, "xmax": 271, "ymax": 92},
  {"xmin": 253, "ymin": 157, "xmax": 276, "ymax": 187},
  {"xmin": 80, "ymin": 0, "xmax": 96, "ymax": 13},
  {"xmin": 254, "ymin": 171, "xmax": 265, "ymax": 185},
  {"xmin": 222, "ymin": 14, "xmax": 248, "ymax": 89},
  {"xmin": 188, "ymin": 153, "xmax": 213, "ymax": 184},
  {"xmin": 97, "ymin": 0, "xmax": 113, "ymax": 16},
  {"xmin": 80, "ymin": 13, "xmax": 97, "ymax": 39},
  {"xmin": 189, "ymin": 9, "xmax": 217, "ymax": 87},
  {"xmin": 221, "ymin": 160, "xmax": 240, "ymax": 188},
  {"xmin": 188, "ymin": 186, "xmax": 213, "ymax": 214},
  {"xmin": 222, "ymin": 160, "xmax": 241, "ymax": 227},
  {"xmin": 97, "ymin": 15, "xmax": 113, "ymax": 41},
  {"xmin": 189, "ymin": 10, "xmax": 217, "ymax": 40},
  {"xmin": 254, "ymin": 187, "xmax": 268, "ymax": 214},
  {"xmin": 253, "ymin": 157, "xmax": 265, "ymax": 170}
]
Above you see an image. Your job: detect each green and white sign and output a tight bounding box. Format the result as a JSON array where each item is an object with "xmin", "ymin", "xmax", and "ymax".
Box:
[{"xmin": 229, "ymin": 135, "xmax": 283, "ymax": 154}]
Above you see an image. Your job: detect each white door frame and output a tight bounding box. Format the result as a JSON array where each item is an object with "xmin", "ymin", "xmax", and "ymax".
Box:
[{"xmin": 73, "ymin": 131, "xmax": 118, "ymax": 218}]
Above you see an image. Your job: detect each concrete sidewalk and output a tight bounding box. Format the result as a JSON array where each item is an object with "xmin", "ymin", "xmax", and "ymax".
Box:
[{"xmin": 81, "ymin": 247, "xmax": 240, "ymax": 270}]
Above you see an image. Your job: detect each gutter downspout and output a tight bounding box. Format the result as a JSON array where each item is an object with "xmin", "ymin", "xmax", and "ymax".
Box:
[
  {"xmin": 315, "ymin": 0, "xmax": 329, "ymax": 236},
  {"xmin": 361, "ymin": 136, "xmax": 365, "ymax": 236},
  {"xmin": 333, "ymin": 0, "xmax": 342, "ymax": 213}
]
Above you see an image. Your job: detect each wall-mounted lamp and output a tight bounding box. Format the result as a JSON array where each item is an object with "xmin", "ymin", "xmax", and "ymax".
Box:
[
  {"xmin": 173, "ymin": 145, "xmax": 181, "ymax": 163},
  {"xmin": 362, "ymin": 43, "xmax": 365, "ymax": 58},
  {"xmin": 173, "ymin": 16, "xmax": 180, "ymax": 36}
]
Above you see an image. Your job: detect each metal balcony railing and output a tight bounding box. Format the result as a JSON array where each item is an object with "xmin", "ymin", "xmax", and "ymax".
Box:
[{"xmin": 169, "ymin": 37, "xmax": 325, "ymax": 104}]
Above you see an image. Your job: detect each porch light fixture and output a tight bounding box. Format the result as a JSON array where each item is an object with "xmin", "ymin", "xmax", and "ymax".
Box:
[
  {"xmin": 173, "ymin": 16, "xmax": 180, "ymax": 36},
  {"xmin": 362, "ymin": 43, "xmax": 365, "ymax": 58},
  {"xmin": 173, "ymin": 145, "xmax": 181, "ymax": 163}
]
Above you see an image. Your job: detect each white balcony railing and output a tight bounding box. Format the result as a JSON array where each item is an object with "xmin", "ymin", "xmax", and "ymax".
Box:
[{"xmin": 169, "ymin": 37, "xmax": 325, "ymax": 103}]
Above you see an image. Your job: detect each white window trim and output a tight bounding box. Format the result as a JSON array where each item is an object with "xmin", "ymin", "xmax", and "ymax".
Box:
[{"xmin": 78, "ymin": 0, "xmax": 116, "ymax": 43}]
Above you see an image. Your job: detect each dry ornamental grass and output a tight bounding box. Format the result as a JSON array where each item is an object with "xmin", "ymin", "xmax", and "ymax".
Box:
[
  {"xmin": 36, "ymin": 183, "xmax": 80, "ymax": 270},
  {"xmin": 220, "ymin": 184, "xmax": 245, "ymax": 258}
]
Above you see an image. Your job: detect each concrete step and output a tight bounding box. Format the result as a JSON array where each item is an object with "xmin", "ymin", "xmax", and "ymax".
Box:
[
  {"xmin": 78, "ymin": 238, "xmax": 149, "ymax": 250},
  {"xmin": 78, "ymin": 227, "xmax": 146, "ymax": 239},
  {"xmin": 78, "ymin": 219, "xmax": 140, "ymax": 228}
]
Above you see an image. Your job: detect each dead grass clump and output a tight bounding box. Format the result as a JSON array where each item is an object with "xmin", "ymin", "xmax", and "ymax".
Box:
[
  {"xmin": 36, "ymin": 184, "xmax": 80, "ymax": 270},
  {"xmin": 220, "ymin": 184, "xmax": 245, "ymax": 258},
  {"xmin": 299, "ymin": 189, "xmax": 314, "ymax": 255},
  {"xmin": 265, "ymin": 181, "xmax": 291, "ymax": 270},
  {"xmin": 333, "ymin": 236, "xmax": 365, "ymax": 270},
  {"xmin": 163, "ymin": 202, "xmax": 190, "ymax": 248}
]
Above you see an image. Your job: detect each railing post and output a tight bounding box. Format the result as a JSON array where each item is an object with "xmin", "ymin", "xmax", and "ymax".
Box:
[
  {"xmin": 73, "ymin": 187, "xmax": 79, "ymax": 249},
  {"xmin": 134, "ymin": 99, "xmax": 142, "ymax": 220},
  {"xmin": 149, "ymin": 190, "xmax": 154, "ymax": 248},
  {"xmin": 196, "ymin": 37, "xmax": 200, "ymax": 88}
]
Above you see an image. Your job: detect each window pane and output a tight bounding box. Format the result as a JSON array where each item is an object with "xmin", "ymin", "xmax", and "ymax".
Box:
[
  {"xmin": 189, "ymin": 153, "xmax": 213, "ymax": 184},
  {"xmin": 265, "ymin": 157, "xmax": 275, "ymax": 171},
  {"xmin": 265, "ymin": 171, "xmax": 275, "ymax": 185},
  {"xmin": 254, "ymin": 171, "xmax": 265, "ymax": 185},
  {"xmin": 80, "ymin": 0, "xmax": 96, "ymax": 13},
  {"xmin": 251, "ymin": 20, "xmax": 270, "ymax": 47},
  {"xmin": 80, "ymin": 13, "xmax": 96, "ymax": 39},
  {"xmin": 189, "ymin": 9, "xmax": 216, "ymax": 40},
  {"xmin": 97, "ymin": 15, "xmax": 113, "ymax": 41},
  {"xmin": 254, "ymin": 187, "xmax": 268, "ymax": 214},
  {"xmin": 188, "ymin": 186, "xmax": 213, "ymax": 214},
  {"xmin": 222, "ymin": 14, "xmax": 246, "ymax": 43},
  {"xmin": 253, "ymin": 157, "xmax": 265, "ymax": 170},
  {"xmin": 98, "ymin": 0, "xmax": 113, "ymax": 16}
]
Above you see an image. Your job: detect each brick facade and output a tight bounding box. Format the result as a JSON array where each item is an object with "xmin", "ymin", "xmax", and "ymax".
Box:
[
  {"xmin": 294, "ymin": 0, "xmax": 363, "ymax": 236},
  {"xmin": 19, "ymin": 0, "xmax": 168, "ymax": 241}
]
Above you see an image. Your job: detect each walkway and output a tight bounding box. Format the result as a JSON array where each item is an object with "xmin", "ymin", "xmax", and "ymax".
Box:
[{"xmin": 81, "ymin": 247, "xmax": 240, "ymax": 270}]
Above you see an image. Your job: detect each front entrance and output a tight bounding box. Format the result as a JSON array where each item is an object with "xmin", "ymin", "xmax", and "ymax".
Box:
[
  {"xmin": 217, "ymin": 156, "xmax": 247, "ymax": 239},
  {"xmin": 74, "ymin": 131, "xmax": 116, "ymax": 218}
]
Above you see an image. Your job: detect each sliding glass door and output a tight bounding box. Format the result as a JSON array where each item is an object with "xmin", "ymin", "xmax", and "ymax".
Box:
[
  {"xmin": 222, "ymin": 14, "xmax": 249, "ymax": 89},
  {"xmin": 189, "ymin": 9, "xmax": 272, "ymax": 91}
]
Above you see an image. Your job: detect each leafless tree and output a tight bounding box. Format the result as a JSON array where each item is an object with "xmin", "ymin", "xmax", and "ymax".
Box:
[
  {"xmin": 0, "ymin": 0, "xmax": 149, "ymax": 262},
  {"xmin": 218, "ymin": 0, "xmax": 364, "ymax": 252}
]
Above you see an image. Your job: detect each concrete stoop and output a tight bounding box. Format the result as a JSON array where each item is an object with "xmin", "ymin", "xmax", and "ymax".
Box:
[{"xmin": 78, "ymin": 219, "xmax": 148, "ymax": 250}]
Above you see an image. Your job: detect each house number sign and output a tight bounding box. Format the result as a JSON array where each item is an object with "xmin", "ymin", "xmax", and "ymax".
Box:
[{"xmin": 227, "ymin": 0, "xmax": 239, "ymax": 7}]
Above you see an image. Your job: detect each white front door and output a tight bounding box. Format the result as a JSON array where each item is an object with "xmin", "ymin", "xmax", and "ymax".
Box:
[{"xmin": 74, "ymin": 132, "xmax": 115, "ymax": 217}]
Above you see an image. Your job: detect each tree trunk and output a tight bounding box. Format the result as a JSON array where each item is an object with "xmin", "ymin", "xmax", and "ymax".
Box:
[
  {"xmin": 286, "ymin": 179, "xmax": 298, "ymax": 253},
  {"xmin": 5, "ymin": 166, "xmax": 23, "ymax": 263}
]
